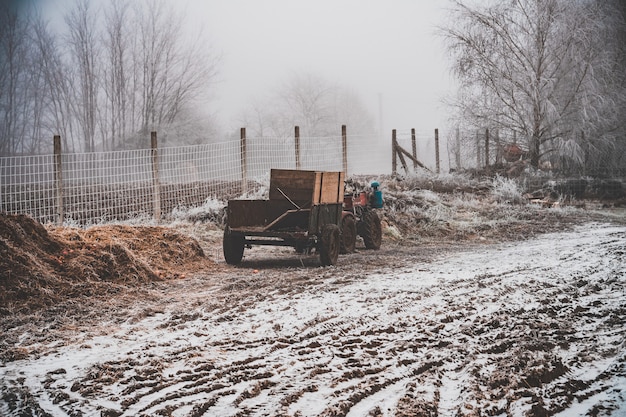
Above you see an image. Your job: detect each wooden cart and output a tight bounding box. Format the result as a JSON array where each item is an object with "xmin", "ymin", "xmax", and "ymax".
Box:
[{"xmin": 223, "ymin": 169, "xmax": 345, "ymax": 266}]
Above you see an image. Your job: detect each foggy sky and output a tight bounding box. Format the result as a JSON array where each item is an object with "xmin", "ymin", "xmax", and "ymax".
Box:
[
  {"xmin": 188, "ymin": 0, "xmax": 453, "ymax": 134},
  {"xmin": 39, "ymin": 0, "xmax": 454, "ymax": 136}
]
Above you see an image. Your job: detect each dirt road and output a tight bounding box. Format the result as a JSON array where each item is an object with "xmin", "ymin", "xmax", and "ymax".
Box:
[{"xmin": 1, "ymin": 222, "xmax": 625, "ymax": 416}]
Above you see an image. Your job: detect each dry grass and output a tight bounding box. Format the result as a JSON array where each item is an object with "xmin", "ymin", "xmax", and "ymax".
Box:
[{"xmin": 0, "ymin": 215, "xmax": 216, "ymax": 313}]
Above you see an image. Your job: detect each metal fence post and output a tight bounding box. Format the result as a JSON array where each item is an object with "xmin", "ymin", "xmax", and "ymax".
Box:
[
  {"xmin": 53, "ymin": 135, "xmax": 64, "ymax": 225},
  {"xmin": 151, "ymin": 131, "xmax": 161, "ymax": 223}
]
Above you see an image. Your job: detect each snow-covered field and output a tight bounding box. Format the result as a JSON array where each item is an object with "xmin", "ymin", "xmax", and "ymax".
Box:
[{"xmin": 1, "ymin": 222, "xmax": 625, "ymax": 416}]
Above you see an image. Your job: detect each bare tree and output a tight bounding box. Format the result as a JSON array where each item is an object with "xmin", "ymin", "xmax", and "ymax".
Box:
[
  {"xmin": 278, "ymin": 72, "xmax": 335, "ymax": 137},
  {"xmin": 64, "ymin": 0, "xmax": 100, "ymax": 152},
  {"xmin": 136, "ymin": 0, "xmax": 218, "ymax": 138},
  {"xmin": 0, "ymin": 4, "xmax": 32, "ymax": 155},
  {"xmin": 32, "ymin": 14, "xmax": 78, "ymax": 153},
  {"xmin": 442, "ymin": 0, "xmax": 626, "ymax": 171},
  {"xmin": 240, "ymin": 72, "xmax": 374, "ymax": 138},
  {"xmin": 101, "ymin": 0, "xmax": 131, "ymax": 151},
  {"xmin": 1, "ymin": 0, "xmax": 220, "ymax": 154}
]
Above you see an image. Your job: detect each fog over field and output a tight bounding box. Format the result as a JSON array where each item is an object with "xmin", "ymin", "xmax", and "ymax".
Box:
[{"xmin": 36, "ymin": 0, "xmax": 452, "ymax": 136}]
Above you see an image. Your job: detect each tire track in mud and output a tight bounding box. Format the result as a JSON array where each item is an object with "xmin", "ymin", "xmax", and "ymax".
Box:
[{"xmin": 1, "ymin": 224, "xmax": 625, "ymax": 416}]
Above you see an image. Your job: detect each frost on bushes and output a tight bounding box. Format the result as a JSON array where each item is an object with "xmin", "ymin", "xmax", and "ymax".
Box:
[
  {"xmin": 385, "ymin": 171, "xmax": 475, "ymax": 193},
  {"xmin": 171, "ymin": 197, "xmax": 226, "ymax": 224},
  {"xmin": 491, "ymin": 175, "xmax": 524, "ymax": 204}
]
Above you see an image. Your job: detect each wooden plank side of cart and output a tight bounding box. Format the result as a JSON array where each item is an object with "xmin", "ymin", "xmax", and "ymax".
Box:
[
  {"xmin": 227, "ymin": 201, "xmax": 342, "ymax": 235},
  {"xmin": 227, "ymin": 169, "xmax": 345, "ymax": 236}
]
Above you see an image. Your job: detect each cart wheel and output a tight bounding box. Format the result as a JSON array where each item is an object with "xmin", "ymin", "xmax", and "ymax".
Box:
[
  {"xmin": 223, "ymin": 227, "xmax": 245, "ymax": 265},
  {"xmin": 359, "ymin": 210, "xmax": 382, "ymax": 250},
  {"xmin": 340, "ymin": 214, "xmax": 357, "ymax": 254},
  {"xmin": 319, "ymin": 224, "xmax": 340, "ymax": 266}
]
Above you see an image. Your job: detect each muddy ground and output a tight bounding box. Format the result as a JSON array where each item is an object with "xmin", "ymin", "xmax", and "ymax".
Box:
[{"xmin": 1, "ymin": 190, "xmax": 625, "ymax": 416}]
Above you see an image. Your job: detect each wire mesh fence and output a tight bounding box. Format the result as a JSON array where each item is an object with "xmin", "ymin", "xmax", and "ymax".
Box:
[
  {"xmin": 0, "ymin": 131, "xmax": 391, "ymax": 225},
  {"xmin": 3, "ymin": 127, "xmax": 621, "ymax": 225}
]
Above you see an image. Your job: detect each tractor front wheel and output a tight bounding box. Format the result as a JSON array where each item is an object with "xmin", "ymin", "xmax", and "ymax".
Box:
[
  {"xmin": 340, "ymin": 214, "xmax": 357, "ymax": 254},
  {"xmin": 319, "ymin": 224, "xmax": 340, "ymax": 266},
  {"xmin": 359, "ymin": 210, "xmax": 382, "ymax": 250}
]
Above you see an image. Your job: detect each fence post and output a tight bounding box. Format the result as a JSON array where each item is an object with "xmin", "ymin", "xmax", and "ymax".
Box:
[
  {"xmin": 411, "ymin": 128, "xmax": 417, "ymax": 170},
  {"xmin": 294, "ymin": 125, "xmax": 301, "ymax": 170},
  {"xmin": 435, "ymin": 128, "xmax": 440, "ymax": 174},
  {"xmin": 151, "ymin": 131, "xmax": 161, "ymax": 223},
  {"xmin": 240, "ymin": 127, "xmax": 247, "ymax": 194},
  {"xmin": 53, "ymin": 135, "xmax": 64, "ymax": 225},
  {"xmin": 485, "ymin": 128, "xmax": 490, "ymax": 170},
  {"xmin": 341, "ymin": 125, "xmax": 348, "ymax": 174},
  {"xmin": 494, "ymin": 128, "xmax": 501, "ymax": 165},
  {"xmin": 455, "ymin": 127, "xmax": 461, "ymax": 171},
  {"xmin": 392, "ymin": 129, "xmax": 397, "ymax": 176},
  {"xmin": 476, "ymin": 131, "xmax": 481, "ymax": 167}
]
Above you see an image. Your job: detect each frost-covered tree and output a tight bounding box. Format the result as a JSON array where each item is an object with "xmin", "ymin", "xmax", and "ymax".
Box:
[
  {"xmin": 443, "ymin": 0, "xmax": 626, "ymax": 172},
  {"xmin": 0, "ymin": 0, "xmax": 220, "ymax": 155},
  {"xmin": 64, "ymin": 0, "xmax": 99, "ymax": 152},
  {"xmin": 32, "ymin": 15, "xmax": 78, "ymax": 153},
  {"xmin": 239, "ymin": 72, "xmax": 375, "ymax": 138},
  {"xmin": 0, "ymin": 4, "xmax": 46, "ymax": 155}
]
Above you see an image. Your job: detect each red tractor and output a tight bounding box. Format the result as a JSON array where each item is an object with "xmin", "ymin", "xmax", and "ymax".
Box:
[{"xmin": 340, "ymin": 181, "xmax": 383, "ymax": 253}]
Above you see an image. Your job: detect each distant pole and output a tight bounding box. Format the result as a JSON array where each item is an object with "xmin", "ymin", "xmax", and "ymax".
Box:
[
  {"xmin": 455, "ymin": 127, "xmax": 461, "ymax": 171},
  {"xmin": 341, "ymin": 125, "xmax": 348, "ymax": 174},
  {"xmin": 411, "ymin": 128, "xmax": 417, "ymax": 171},
  {"xmin": 53, "ymin": 135, "xmax": 64, "ymax": 225},
  {"xmin": 378, "ymin": 93, "xmax": 384, "ymax": 140},
  {"xmin": 240, "ymin": 127, "xmax": 247, "ymax": 194},
  {"xmin": 495, "ymin": 128, "xmax": 501, "ymax": 165},
  {"xmin": 392, "ymin": 129, "xmax": 397, "ymax": 176},
  {"xmin": 435, "ymin": 128, "xmax": 440, "ymax": 174},
  {"xmin": 476, "ymin": 130, "xmax": 481, "ymax": 167},
  {"xmin": 485, "ymin": 128, "xmax": 490, "ymax": 169},
  {"xmin": 151, "ymin": 131, "xmax": 161, "ymax": 223},
  {"xmin": 294, "ymin": 125, "xmax": 301, "ymax": 170},
  {"xmin": 582, "ymin": 130, "xmax": 587, "ymax": 176}
]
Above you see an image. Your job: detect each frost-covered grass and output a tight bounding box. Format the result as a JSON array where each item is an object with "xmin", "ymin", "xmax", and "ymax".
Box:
[
  {"xmin": 170, "ymin": 197, "xmax": 226, "ymax": 224},
  {"xmin": 490, "ymin": 174, "xmax": 525, "ymax": 204},
  {"xmin": 372, "ymin": 171, "xmax": 592, "ymax": 242},
  {"xmin": 71, "ymin": 171, "xmax": 604, "ymax": 246}
]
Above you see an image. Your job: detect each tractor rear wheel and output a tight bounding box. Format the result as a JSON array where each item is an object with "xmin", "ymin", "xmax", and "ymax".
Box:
[
  {"xmin": 360, "ymin": 210, "xmax": 382, "ymax": 250},
  {"xmin": 340, "ymin": 214, "xmax": 357, "ymax": 254},
  {"xmin": 319, "ymin": 224, "xmax": 340, "ymax": 266},
  {"xmin": 223, "ymin": 227, "xmax": 245, "ymax": 265}
]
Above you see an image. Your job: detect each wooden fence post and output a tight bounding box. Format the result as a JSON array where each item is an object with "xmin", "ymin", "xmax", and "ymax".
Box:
[
  {"xmin": 494, "ymin": 128, "xmax": 501, "ymax": 165},
  {"xmin": 411, "ymin": 128, "xmax": 417, "ymax": 171},
  {"xmin": 392, "ymin": 129, "xmax": 397, "ymax": 176},
  {"xmin": 476, "ymin": 130, "xmax": 481, "ymax": 168},
  {"xmin": 455, "ymin": 127, "xmax": 461, "ymax": 171},
  {"xmin": 341, "ymin": 125, "xmax": 348, "ymax": 174},
  {"xmin": 53, "ymin": 135, "xmax": 64, "ymax": 225},
  {"xmin": 485, "ymin": 128, "xmax": 490, "ymax": 169},
  {"xmin": 435, "ymin": 128, "xmax": 440, "ymax": 174},
  {"xmin": 240, "ymin": 127, "xmax": 247, "ymax": 194},
  {"xmin": 294, "ymin": 126, "xmax": 301, "ymax": 170},
  {"xmin": 151, "ymin": 131, "xmax": 161, "ymax": 223}
]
